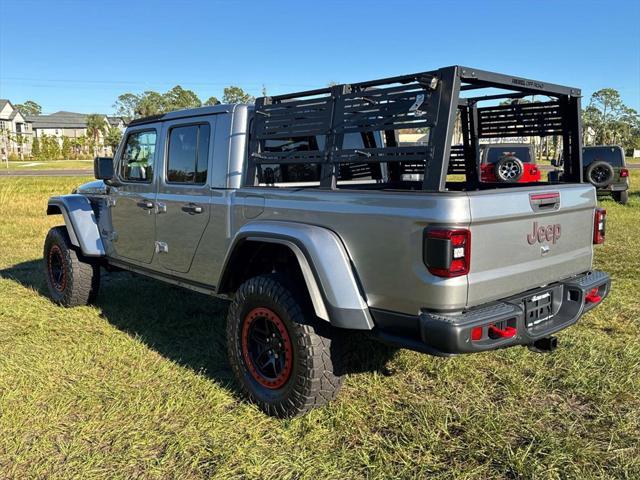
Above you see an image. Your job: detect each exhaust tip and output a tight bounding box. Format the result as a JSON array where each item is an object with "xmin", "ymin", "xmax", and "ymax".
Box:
[{"xmin": 528, "ymin": 336, "xmax": 558, "ymax": 354}]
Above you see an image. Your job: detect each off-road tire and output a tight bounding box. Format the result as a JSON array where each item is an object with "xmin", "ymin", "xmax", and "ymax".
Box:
[
  {"xmin": 495, "ymin": 156, "xmax": 524, "ymax": 183},
  {"xmin": 586, "ymin": 161, "xmax": 615, "ymax": 188},
  {"xmin": 226, "ymin": 274, "xmax": 344, "ymax": 418},
  {"xmin": 43, "ymin": 226, "xmax": 100, "ymax": 306},
  {"xmin": 612, "ymin": 190, "xmax": 629, "ymax": 205}
]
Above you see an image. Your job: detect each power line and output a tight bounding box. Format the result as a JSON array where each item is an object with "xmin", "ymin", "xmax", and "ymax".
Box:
[{"xmin": 0, "ymin": 77, "xmax": 318, "ymax": 89}]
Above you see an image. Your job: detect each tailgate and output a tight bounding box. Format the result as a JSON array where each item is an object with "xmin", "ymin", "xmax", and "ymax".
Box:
[{"xmin": 466, "ymin": 184, "xmax": 595, "ymax": 308}]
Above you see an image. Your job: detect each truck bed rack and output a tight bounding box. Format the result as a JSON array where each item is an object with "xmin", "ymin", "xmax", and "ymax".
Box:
[{"xmin": 246, "ymin": 66, "xmax": 584, "ymax": 191}]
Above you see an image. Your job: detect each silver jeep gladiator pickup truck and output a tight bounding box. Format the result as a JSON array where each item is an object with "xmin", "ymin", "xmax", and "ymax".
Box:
[{"xmin": 44, "ymin": 66, "xmax": 611, "ymax": 417}]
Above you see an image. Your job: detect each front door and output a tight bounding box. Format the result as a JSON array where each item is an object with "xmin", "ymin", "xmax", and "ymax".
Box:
[
  {"xmin": 155, "ymin": 119, "xmax": 215, "ymax": 273},
  {"xmin": 110, "ymin": 128, "xmax": 159, "ymax": 264}
]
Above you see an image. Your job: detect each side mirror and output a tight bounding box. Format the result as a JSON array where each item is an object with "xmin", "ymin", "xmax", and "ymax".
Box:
[
  {"xmin": 94, "ymin": 156, "xmax": 114, "ymax": 180},
  {"xmin": 550, "ymin": 159, "xmax": 558, "ymax": 167}
]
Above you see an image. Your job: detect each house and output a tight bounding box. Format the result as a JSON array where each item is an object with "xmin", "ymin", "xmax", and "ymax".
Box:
[
  {"xmin": 26, "ymin": 111, "xmax": 126, "ymax": 156},
  {"xmin": 0, "ymin": 99, "xmax": 33, "ymax": 158},
  {"xmin": 107, "ymin": 116, "xmax": 126, "ymax": 130}
]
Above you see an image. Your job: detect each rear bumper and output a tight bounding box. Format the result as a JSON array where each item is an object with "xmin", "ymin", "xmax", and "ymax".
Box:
[
  {"xmin": 598, "ymin": 180, "xmax": 629, "ymax": 192},
  {"xmin": 372, "ymin": 270, "xmax": 610, "ymax": 356}
]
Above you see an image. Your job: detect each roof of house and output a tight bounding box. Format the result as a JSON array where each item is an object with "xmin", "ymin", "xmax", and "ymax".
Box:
[
  {"xmin": 26, "ymin": 111, "xmax": 124, "ymax": 129},
  {"xmin": 26, "ymin": 111, "xmax": 94, "ymax": 129},
  {"xmin": 0, "ymin": 99, "xmax": 14, "ymax": 120},
  {"xmin": 106, "ymin": 116, "xmax": 125, "ymax": 127}
]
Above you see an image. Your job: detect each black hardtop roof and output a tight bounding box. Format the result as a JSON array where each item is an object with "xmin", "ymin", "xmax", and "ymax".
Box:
[{"xmin": 127, "ymin": 104, "xmax": 234, "ymax": 127}]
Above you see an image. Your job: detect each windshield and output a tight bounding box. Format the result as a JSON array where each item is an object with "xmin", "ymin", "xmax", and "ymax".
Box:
[
  {"xmin": 483, "ymin": 146, "xmax": 533, "ymax": 164},
  {"xmin": 582, "ymin": 146, "xmax": 624, "ymax": 167}
]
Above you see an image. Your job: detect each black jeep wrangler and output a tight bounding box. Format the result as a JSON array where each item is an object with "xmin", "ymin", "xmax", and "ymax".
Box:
[{"xmin": 551, "ymin": 145, "xmax": 630, "ymax": 204}]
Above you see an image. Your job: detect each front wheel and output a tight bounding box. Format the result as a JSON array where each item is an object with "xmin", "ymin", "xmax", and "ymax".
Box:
[
  {"xmin": 226, "ymin": 274, "xmax": 344, "ymax": 417},
  {"xmin": 43, "ymin": 226, "xmax": 100, "ymax": 306},
  {"xmin": 612, "ymin": 190, "xmax": 629, "ymax": 205}
]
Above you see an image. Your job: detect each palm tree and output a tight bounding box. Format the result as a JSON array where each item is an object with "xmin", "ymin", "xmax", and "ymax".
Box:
[{"xmin": 85, "ymin": 114, "xmax": 106, "ymax": 156}]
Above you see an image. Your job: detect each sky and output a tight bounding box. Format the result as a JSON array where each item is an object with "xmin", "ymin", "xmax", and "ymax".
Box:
[{"xmin": 0, "ymin": 0, "xmax": 639, "ymax": 115}]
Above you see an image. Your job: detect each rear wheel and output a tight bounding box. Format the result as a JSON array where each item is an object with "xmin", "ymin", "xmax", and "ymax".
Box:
[
  {"xmin": 226, "ymin": 274, "xmax": 344, "ymax": 417},
  {"xmin": 43, "ymin": 226, "xmax": 100, "ymax": 306},
  {"xmin": 612, "ymin": 190, "xmax": 629, "ymax": 205}
]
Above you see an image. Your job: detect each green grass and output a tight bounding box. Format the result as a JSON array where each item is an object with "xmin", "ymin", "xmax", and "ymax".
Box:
[
  {"xmin": 4, "ymin": 160, "xmax": 93, "ymax": 170},
  {"xmin": 0, "ymin": 174, "xmax": 639, "ymax": 479}
]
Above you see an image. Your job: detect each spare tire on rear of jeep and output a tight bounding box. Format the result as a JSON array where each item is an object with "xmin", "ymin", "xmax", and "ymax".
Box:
[
  {"xmin": 586, "ymin": 160, "xmax": 615, "ymax": 188},
  {"xmin": 495, "ymin": 156, "xmax": 524, "ymax": 183}
]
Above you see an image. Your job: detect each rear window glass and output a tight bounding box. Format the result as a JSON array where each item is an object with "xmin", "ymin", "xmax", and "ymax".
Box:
[
  {"xmin": 261, "ymin": 135, "xmax": 324, "ymax": 184},
  {"xmin": 263, "ymin": 135, "xmax": 326, "ymax": 153},
  {"xmin": 582, "ymin": 147, "xmax": 624, "ymax": 167},
  {"xmin": 258, "ymin": 132, "xmax": 384, "ymax": 185},
  {"xmin": 483, "ymin": 146, "xmax": 533, "ymax": 164}
]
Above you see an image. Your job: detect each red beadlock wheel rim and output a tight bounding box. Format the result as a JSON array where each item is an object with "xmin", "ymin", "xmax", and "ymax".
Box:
[
  {"xmin": 241, "ymin": 307, "xmax": 293, "ymax": 389},
  {"xmin": 48, "ymin": 245, "xmax": 67, "ymax": 292}
]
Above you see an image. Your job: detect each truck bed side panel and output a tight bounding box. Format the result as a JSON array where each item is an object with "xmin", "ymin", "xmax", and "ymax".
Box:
[{"xmin": 232, "ymin": 189, "xmax": 471, "ymax": 314}]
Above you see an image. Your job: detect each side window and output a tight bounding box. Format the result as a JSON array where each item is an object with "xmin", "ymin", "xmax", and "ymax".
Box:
[
  {"xmin": 166, "ymin": 124, "xmax": 210, "ymax": 184},
  {"xmin": 119, "ymin": 130, "xmax": 157, "ymax": 182}
]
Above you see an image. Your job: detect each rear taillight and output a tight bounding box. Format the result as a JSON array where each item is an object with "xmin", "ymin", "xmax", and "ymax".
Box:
[
  {"xmin": 424, "ymin": 228, "xmax": 471, "ymax": 277},
  {"xmin": 620, "ymin": 168, "xmax": 629, "ymax": 178},
  {"xmin": 593, "ymin": 208, "xmax": 606, "ymax": 244}
]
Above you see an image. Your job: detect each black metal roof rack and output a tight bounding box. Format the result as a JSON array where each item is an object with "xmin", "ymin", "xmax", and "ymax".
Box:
[{"xmin": 246, "ymin": 66, "xmax": 584, "ymax": 191}]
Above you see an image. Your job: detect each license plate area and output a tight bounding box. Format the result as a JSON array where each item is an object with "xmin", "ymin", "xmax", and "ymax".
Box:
[{"xmin": 525, "ymin": 290, "xmax": 553, "ymax": 328}]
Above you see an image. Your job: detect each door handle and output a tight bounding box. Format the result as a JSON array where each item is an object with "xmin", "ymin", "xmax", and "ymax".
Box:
[
  {"xmin": 182, "ymin": 203, "xmax": 204, "ymax": 215},
  {"xmin": 137, "ymin": 200, "xmax": 154, "ymax": 210}
]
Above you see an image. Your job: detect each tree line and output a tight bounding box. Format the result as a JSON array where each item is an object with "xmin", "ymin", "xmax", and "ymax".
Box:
[
  {"xmin": 112, "ymin": 85, "xmax": 255, "ymax": 121},
  {"xmin": 582, "ymin": 88, "xmax": 639, "ymax": 152},
  {"xmin": 12, "ymin": 85, "xmax": 640, "ymax": 158}
]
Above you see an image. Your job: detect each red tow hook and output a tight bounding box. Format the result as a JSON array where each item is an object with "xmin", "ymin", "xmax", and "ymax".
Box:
[
  {"xmin": 585, "ymin": 288, "xmax": 602, "ymax": 304},
  {"xmin": 488, "ymin": 325, "xmax": 517, "ymax": 339}
]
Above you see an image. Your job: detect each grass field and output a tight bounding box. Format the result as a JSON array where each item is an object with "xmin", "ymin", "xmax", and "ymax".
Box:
[
  {"xmin": 1, "ymin": 174, "xmax": 639, "ymax": 479},
  {"xmin": 3, "ymin": 160, "xmax": 93, "ymax": 171}
]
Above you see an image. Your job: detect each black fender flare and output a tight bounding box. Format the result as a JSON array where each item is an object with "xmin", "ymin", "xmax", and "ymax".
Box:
[{"xmin": 219, "ymin": 221, "xmax": 373, "ymax": 330}]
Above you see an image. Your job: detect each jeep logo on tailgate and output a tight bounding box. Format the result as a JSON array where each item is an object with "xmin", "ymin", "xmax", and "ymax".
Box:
[{"xmin": 527, "ymin": 222, "xmax": 561, "ymax": 245}]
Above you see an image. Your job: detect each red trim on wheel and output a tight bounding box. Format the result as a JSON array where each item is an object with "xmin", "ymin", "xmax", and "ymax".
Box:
[
  {"xmin": 241, "ymin": 307, "xmax": 293, "ymax": 389},
  {"xmin": 48, "ymin": 245, "xmax": 67, "ymax": 292}
]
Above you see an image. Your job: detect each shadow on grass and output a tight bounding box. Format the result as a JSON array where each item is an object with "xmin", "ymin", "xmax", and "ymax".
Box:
[{"xmin": 1, "ymin": 260, "xmax": 399, "ymax": 396}]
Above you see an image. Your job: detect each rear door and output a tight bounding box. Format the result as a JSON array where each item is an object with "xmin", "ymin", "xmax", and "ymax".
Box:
[
  {"xmin": 466, "ymin": 184, "xmax": 595, "ymax": 307},
  {"xmin": 155, "ymin": 117, "xmax": 215, "ymax": 273}
]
